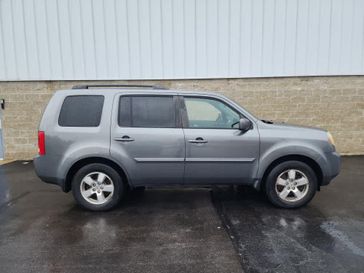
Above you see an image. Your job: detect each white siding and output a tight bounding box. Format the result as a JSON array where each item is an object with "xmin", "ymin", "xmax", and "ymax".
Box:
[{"xmin": 0, "ymin": 0, "xmax": 364, "ymax": 81}]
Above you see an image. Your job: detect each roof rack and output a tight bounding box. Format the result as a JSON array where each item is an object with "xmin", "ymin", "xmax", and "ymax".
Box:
[{"xmin": 72, "ymin": 84, "xmax": 168, "ymax": 90}]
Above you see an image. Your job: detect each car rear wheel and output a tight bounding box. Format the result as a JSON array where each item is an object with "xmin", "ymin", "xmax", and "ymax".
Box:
[
  {"xmin": 265, "ymin": 161, "xmax": 317, "ymax": 208},
  {"xmin": 72, "ymin": 163, "xmax": 124, "ymax": 211}
]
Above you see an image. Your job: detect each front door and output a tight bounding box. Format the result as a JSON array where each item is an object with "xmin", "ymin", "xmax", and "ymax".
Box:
[
  {"xmin": 110, "ymin": 94, "xmax": 185, "ymax": 186},
  {"xmin": 181, "ymin": 96, "xmax": 259, "ymax": 185}
]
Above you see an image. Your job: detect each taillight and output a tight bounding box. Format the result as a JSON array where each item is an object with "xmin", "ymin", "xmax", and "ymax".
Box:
[{"xmin": 38, "ymin": 131, "xmax": 46, "ymax": 155}]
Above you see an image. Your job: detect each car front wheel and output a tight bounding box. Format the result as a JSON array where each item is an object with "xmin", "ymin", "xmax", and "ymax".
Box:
[
  {"xmin": 265, "ymin": 161, "xmax": 317, "ymax": 208},
  {"xmin": 72, "ymin": 163, "xmax": 124, "ymax": 211}
]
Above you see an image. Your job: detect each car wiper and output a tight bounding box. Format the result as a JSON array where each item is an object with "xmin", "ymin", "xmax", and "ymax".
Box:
[{"xmin": 261, "ymin": 119, "xmax": 274, "ymax": 124}]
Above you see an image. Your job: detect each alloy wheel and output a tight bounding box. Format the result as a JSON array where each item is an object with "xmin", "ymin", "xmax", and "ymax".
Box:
[
  {"xmin": 275, "ymin": 169, "xmax": 310, "ymax": 203},
  {"xmin": 80, "ymin": 172, "xmax": 114, "ymax": 205}
]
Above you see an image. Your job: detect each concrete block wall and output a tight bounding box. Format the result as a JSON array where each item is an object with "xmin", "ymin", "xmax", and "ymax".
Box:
[{"xmin": 0, "ymin": 76, "xmax": 363, "ymax": 159}]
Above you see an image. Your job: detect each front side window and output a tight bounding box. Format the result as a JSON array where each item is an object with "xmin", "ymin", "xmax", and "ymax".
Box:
[
  {"xmin": 184, "ymin": 97, "xmax": 240, "ymax": 129},
  {"xmin": 58, "ymin": 95, "xmax": 104, "ymax": 127},
  {"xmin": 118, "ymin": 96, "xmax": 176, "ymax": 128}
]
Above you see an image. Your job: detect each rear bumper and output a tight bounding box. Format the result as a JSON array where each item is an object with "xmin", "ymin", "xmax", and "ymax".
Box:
[
  {"xmin": 34, "ymin": 155, "xmax": 66, "ymax": 191},
  {"xmin": 321, "ymin": 151, "xmax": 341, "ymax": 185}
]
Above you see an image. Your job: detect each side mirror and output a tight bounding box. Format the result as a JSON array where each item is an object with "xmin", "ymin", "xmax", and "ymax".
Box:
[{"xmin": 239, "ymin": 118, "xmax": 252, "ymax": 131}]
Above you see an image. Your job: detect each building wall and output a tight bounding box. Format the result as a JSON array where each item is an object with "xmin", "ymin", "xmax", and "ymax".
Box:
[
  {"xmin": 1, "ymin": 0, "xmax": 364, "ymax": 81},
  {"xmin": 0, "ymin": 76, "xmax": 363, "ymax": 159}
]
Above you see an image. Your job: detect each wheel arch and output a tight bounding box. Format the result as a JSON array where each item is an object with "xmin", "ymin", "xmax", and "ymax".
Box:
[
  {"xmin": 64, "ymin": 157, "xmax": 130, "ymax": 192},
  {"xmin": 259, "ymin": 154, "xmax": 323, "ymax": 191}
]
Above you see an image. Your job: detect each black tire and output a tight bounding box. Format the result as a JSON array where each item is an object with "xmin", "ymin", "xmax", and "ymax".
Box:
[
  {"xmin": 71, "ymin": 163, "xmax": 124, "ymax": 211},
  {"xmin": 265, "ymin": 160, "xmax": 317, "ymax": 208}
]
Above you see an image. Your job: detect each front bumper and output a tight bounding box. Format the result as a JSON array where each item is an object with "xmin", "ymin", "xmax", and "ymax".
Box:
[{"xmin": 321, "ymin": 151, "xmax": 341, "ymax": 185}]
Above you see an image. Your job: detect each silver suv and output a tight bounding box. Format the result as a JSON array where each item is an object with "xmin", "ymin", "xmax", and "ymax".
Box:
[{"xmin": 34, "ymin": 85, "xmax": 340, "ymax": 211}]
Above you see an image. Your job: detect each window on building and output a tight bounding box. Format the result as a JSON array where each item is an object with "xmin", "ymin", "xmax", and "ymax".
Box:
[
  {"xmin": 58, "ymin": 95, "xmax": 104, "ymax": 127},
  {"xmin": 118, "ymin": 96, "xmax": 176, "ymax": 128}
]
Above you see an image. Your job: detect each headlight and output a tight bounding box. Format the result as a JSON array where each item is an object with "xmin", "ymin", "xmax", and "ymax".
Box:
[{"xmin": 327, "ymin": 132, "xmax": 335, "ymax": 146}]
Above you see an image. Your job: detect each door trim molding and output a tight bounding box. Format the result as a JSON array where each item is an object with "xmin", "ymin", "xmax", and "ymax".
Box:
[
  {"xmin": 134, "ymin": 158, "xmax": 185, "ymax": 163},
  {"xmin": 185, "ymin": 158, "xmax": 255, "ymax": 163},
  {"xmin": 135, "ymin": 158, "xmax": 255, "ymax": 163}
]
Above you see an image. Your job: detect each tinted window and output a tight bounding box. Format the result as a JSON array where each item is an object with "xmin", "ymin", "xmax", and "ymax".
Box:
[
  {"xmin": 118, "ymin": 96, "xmax": 176, "ymax": 128},
  {"xmin": 184, "ymin": 97, "xmax": 240, "ymax": 129},
  {"xmin": 58, "ymin": 95, "xmax": 104, "ymax": 127}
]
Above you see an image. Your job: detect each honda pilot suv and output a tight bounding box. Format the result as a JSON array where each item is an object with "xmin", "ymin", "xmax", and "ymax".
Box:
[{"xmin": 34, "ymin": 85, "xmax": 340, "ymax": 211}]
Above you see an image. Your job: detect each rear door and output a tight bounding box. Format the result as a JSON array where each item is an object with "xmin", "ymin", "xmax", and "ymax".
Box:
[
  {"xmin": 110, "ymin": 94, "xmax": 185, "ymax": 186},
  {"xmin": 181, "ymin": 95, "xmax": 260, "ymax": 185}
]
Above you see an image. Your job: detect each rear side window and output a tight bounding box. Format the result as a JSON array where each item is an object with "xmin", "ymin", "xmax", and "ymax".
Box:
[
  {"xmin": 118, "ymin": 96, "xmax": 176, "ymax": 128},
  {"xmin": 58, "ymin": 95, "xmax": 104, "ymax": 127}
]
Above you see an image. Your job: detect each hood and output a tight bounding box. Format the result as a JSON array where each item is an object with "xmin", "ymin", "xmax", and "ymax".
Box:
[{"xmin": 259, "ymin": 120, "xmax": 327, "ymax": 133}]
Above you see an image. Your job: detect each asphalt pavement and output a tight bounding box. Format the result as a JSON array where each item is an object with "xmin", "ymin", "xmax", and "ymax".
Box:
[{"xmin": 0, "ymin": 156, "xmax": 363, "ymax": 273}]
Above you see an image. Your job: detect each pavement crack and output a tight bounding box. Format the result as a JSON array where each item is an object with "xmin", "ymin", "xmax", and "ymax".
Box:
[
  {"xmin": 210, "ymin": 189, "xmax": 250, "ymax": 273},
  {"xmin": 0, "ymin": 191, "xmax": 30, "ymax": 210}
]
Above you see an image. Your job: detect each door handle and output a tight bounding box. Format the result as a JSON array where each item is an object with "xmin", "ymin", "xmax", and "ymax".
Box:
[
  {"xmin": 114, "ymin": 135, "xmax": 135, "ymax": 142},
  {"xmin": 188, "ymin": 137, "xmax": 208, "ymax": 144}
]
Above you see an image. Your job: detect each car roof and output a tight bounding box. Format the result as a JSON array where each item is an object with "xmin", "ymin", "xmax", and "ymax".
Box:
[{"xmin": 55, "ymin": 88, "xmax": 224, "ymax": 98}]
